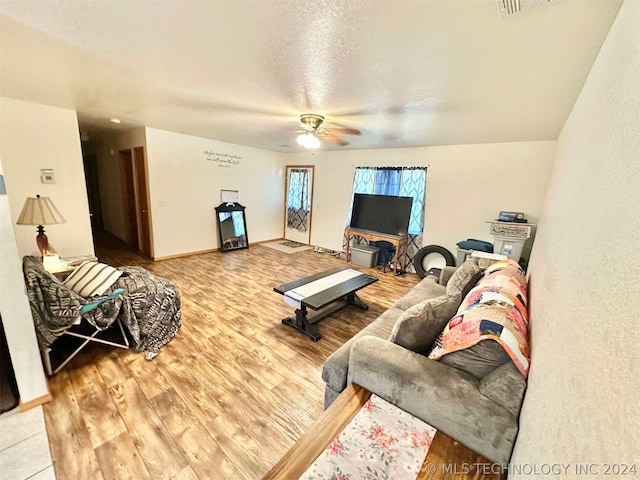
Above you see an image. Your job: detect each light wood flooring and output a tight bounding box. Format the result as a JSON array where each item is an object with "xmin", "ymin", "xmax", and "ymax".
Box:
[{"xmin": 43, "ymin": 237, "xmax": 421, "ymax": 479}]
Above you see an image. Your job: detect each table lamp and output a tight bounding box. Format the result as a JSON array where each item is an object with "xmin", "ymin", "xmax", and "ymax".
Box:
[{"xmin": 16, "ymin": 194, "xmax": 66, "ymax": 258}]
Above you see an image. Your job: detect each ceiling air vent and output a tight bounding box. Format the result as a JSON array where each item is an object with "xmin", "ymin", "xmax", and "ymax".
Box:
[{"xmin": 497, "ymin": 0, "xmax": 552, "ymax": 17}]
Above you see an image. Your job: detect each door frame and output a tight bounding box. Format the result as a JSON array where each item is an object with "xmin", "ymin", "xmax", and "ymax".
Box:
[
  {"xmin": 284, "ymin": 165, "xmax": 314, "ymax": 244},
  {"xmin": 133, "ymin": 147, "xmax": 153, "ymax": 258},
  {"xmin": 118, "ymin": 150, "xmax": 138, "ymax": 250},
  {"xmin": 119, "ymin": 147, "xmax": 153, "ymax": 258}
]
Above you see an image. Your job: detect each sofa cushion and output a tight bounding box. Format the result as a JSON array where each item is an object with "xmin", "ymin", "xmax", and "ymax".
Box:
[
  {"xmin": 389, "ymin": 294, "xmax": 460, "ymax": 355},
  {"xmin": 348, "ymin": 336, "xmax": 519, "ymax": 465},
  {"xmin": 439, "ymin": 339, "xmax": 510, "ymax": 379},
  {"xmin": 445, "ymin": 259, "xmax": 482, "ymax": 299},
  {"xmin": 479, "ymin": 361, "xmax": 527, "ymax": 417},
  {"xmin": 322, "ymin": 307, "xmax": 404, "ymax": 394},
  {"xmin": 391, "ymin": 276, "xmax": 446, "ymax": 311}
]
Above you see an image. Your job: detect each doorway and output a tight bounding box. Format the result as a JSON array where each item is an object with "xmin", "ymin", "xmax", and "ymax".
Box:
[
  {"xmin": 284, "ymin": 166, "xmax": 314, "ymax": 244},
  {"xmin": 118, "ymin": 147, "xmax": 152, "ymax": 258},
  {"xmin": 82, "ymin": 153, "xmax": 104, "ymax": 232}
]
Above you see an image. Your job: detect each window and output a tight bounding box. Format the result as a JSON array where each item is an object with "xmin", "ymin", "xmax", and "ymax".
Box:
[
  {"xmin": 346, "ymin": 166, "xmax": 427, "ymax": 272},
  {"xmin": 287, "ymin": 168, "xmax": 311, "ymax": 231},
  {"xmin": 350, "ymin": 167, "xmax": 426, "ymax": 235}
]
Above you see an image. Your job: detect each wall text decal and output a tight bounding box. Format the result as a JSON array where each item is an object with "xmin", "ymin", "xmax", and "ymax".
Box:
[{"xmin": 204, "ymin": 150, "xmax": 242, "ymax": 168}]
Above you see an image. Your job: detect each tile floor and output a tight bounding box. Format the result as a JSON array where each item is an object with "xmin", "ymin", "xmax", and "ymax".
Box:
[{"xmin": 0, "ymin": 406, "xmax": 55, "ymax": 480}]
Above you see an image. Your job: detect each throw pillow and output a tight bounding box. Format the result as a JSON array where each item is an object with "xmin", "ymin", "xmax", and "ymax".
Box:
[
  {"xmin": 439, "ymin": 339, "xmax": 510, "ymax": 379},
  {"xmin": 389, "ymin": 294, "xmax": 460, "ymax": 354},
  {"xmin": 63, "ymin": 261, "xmax": 123, "ymax": 297},
  {"xmin": 445, "ymin": 259, "xmax": 482, "ymax": 298}
]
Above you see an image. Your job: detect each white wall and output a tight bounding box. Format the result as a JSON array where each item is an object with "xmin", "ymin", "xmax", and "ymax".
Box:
[
  {"xmin": 0, "ymin": 159, "xmax": 49, "ymax": 405},
  {"xmin": 145, "ymin": 128, "xmax": 284, "ymax": 258},
  {"xmin": 511, "ymin": 0, "xmax": 639, "ymax": 474},
  {"xmin": 0, "ymin": 97, "xmax": 94, "ymax": 258},
  {"xmin": 286, "ymin": 141, "xmax": 555, "ymax": 259},
  {"xmin": 92, "ymin": 128, "xmax": 147, "ymax": 241}
]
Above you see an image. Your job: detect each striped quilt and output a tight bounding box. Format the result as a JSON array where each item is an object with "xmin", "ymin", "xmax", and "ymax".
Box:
[{"xmin": 429, "ymin": 259, "xmax": 530, "ymax": 377}]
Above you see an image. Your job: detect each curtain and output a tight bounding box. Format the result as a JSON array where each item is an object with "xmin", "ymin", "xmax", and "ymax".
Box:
[
  {"xmin": 398, "ymin": 168, "xmax": 427, "ymax": 270},
  {"xmin": 287, "ymin": 169, "xmax": 310, "ymax": 231},
  {"xmin": 374, "ymin": 169, "xmax": 401, "ymax": 195},
  {"xmin": 344, "ymin": 166, "xmax": 427, "ymax": 272}
]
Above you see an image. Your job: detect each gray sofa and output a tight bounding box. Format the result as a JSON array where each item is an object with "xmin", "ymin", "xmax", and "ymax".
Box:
[{"xmin": 321, "ymin": 259, "xmax": 528, "ymax": 465}]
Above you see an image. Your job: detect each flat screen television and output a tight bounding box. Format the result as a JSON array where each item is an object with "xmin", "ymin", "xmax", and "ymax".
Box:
[{"xmin": 349, "ymin": 193, "xmax": 413, "ymax": 237}]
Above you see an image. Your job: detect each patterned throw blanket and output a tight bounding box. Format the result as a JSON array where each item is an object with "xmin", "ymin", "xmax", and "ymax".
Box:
[
  {"xmin": 429, "ymin": 259, "xmax": 530, "ymax": 377},
  {"xmin": 23, "ymin": 256, "xmax": 181, "ymax": 356}
]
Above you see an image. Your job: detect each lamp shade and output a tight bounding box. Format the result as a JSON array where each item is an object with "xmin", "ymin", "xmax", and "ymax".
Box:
[{"xmin": 16, "ymin": 195, "xmax": 66, "ymax": 226}]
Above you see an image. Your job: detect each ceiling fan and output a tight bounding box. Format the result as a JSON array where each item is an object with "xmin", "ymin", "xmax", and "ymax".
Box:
[{"xmin": 296, "ymin": 113, "xmax": 361, "ymax": 149}]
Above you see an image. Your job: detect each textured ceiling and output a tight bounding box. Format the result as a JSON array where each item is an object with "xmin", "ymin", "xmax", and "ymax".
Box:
[{"xmin": 0, "ymin": 0, "xmax": 622, "ymax": 152}]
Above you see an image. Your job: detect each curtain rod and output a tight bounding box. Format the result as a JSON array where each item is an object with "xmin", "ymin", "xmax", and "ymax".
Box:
[{"xmin": 354, "ymin": 166, "xmax": 429, "ymax": 170}]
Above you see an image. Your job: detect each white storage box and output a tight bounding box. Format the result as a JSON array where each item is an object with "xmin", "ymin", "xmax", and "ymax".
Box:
[
  {"xmin": 487, "ymin": 221, "xmax": 534, "ymax": 262},
  {"xmin": 351, "ymin": 245, "xmax": 379, "ymax": 268},
  {"xmin": 493, "ymin": 236, "xmax": 526, "ymax": 261}
]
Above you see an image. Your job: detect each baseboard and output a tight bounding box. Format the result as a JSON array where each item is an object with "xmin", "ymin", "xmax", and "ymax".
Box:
[
  {"xmin": 153, "ymin": 249, "xmax": 218, "ymax": 261},
  {"xmin": 153, "ymin": 239, "xmax": 287, "ymax": 261},
  {"xmin": 19, "ymin": 392, "xmax": 53, "ymax": 412}
]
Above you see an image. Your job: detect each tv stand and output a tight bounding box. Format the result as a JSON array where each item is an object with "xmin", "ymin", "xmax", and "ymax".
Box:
[{"xmin": 346, "ymin": 228, "xmax": 408, "ymax": 275}]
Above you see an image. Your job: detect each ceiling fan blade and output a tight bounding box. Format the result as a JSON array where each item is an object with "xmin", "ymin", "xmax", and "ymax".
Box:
[
  {"xmin": 324, "ymin": 127, "xmax": 361, "ymax": 136},
  {"xmin": 323, "ymin": 134, "xmax": 348, "ymax": 147}
]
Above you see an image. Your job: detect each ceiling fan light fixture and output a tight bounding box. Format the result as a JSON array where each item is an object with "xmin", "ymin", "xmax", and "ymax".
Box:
[{"xmin": 296, "ymin": 132, "xmax": 320, "ymax": 150}]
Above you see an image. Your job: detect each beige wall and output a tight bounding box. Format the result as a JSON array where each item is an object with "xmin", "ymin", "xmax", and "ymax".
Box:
[
  {"xmin": 92, "ymin": 128, "xmax": 147, "ymax": 242},
  {"xmin": 285, "ymin": 141, "xmax": 555, "ymax": 259},
  {"xmin": 0, "ymin": 159, "xmax": 49, "ymax": 405},
  {"xmin": 0, "ymin": 97, "xmax": 94, "ymax": 258},
  {"xmin": 511, "ymin": 0, "xmax": 640, "ymax": 474},
  {"xmin": 145, "ymin": 128, "xmax": 285, "ymax": 258},
  {"xmin": 0, "ymin": 96, "xmax": 92, "ymax": 403}
]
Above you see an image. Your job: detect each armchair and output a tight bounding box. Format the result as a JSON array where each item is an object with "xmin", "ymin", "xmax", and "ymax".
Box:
[
  {"xmin": 23, "ymin": 256, "xmax": 130, "ymax": 375},
  {"xmin": 22, "ymin": 255, "xmax": 182, "ymax": 374}
]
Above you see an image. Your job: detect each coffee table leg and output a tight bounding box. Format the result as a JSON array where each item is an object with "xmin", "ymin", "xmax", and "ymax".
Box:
[
  {"xmin": 282, "ymin": 305, "xmax": 321, "ymax": 342},
  {"xmin": 347, "ymin": 292, "xmax": 368, "ymax": 311}
]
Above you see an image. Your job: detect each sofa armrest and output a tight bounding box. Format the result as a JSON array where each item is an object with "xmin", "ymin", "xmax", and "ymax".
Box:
[
  {"xmin": 347, "ymin": 336, "xmax": 518, "ymax": 465},
  {"xmin": 322, "ymin": 307, "xmax": 404, "ymax": 407},
  {"xmin": 438, "ymin": 266, "xmax": 458, "ymax": 286}
]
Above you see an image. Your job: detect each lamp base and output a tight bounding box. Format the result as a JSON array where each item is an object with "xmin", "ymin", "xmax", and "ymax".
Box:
[{"xmin": 35, "ymin": 225, "xmax": 49, "ymax": 259}]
